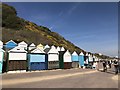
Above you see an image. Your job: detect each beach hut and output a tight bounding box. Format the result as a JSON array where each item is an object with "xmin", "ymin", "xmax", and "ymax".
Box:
[
  {"xmin": 37, "ymin": 43, "xmax": 44, "ymax": 50},
  {"xmin": 0, "ymin": 49, "xmax": 4, "ymax": 73},
  {"xmin": 59, "ymin": 51, "xmax": 65, "ymax": 69},
  {"xmin": 79, "ymin": 52, "xmax": 84, "ymax": 68},
  {"xmin": 63, "ymin": 50, "xmax": 72, "ymax": 69},
  {"xmin": 58, "ymin": 46, "xmax": 66, "ymax": 69},
  {"xmin": 28, "ymin": 43, "xmax": 36, "ymax": 50},
  {"xmin": 5, "ymin": 40, "xmax": 17, "ymax": 50},
  {"xmin": 72, "ymin": 51, "xmax": 79, "ymax": 68},
  {"xmin": 44, "ymin": 45, "xmax": 59, "ymax": 69},
  {"xmin": 0, "ymin": 40, "xmax": 3, "ymax": 49},
  {"xmin": 28, "ymin": 48, "xmax": 48, "ymax": 71},
  {"xmin": 7, "ymin": 46, "xmax": 27, "ymax": 72},
  {"xmin": 18, "ymin": 41, "xmax": 28, "ymax": 50}
]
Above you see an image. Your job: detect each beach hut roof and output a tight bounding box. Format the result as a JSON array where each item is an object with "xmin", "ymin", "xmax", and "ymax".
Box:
[
  {"xmin": 61, "ymin": 47, "xmax": 65, "ymax": 51},
  {"xmin": 44, "ymin": 48, "xmax": 51, "ymax": 53},
  {"xmin": 72, "ymin": 51, "xmax": 78, "ymax": 55},
  {"xmin": 31, "ymin": 48, "xmax": 45, "ymax": 53},
  {"xmin": 64, "ymin": 50, "xmax": 71, "ymax": 55},
  {"xmin": 5, "ymin": 40, "xmax": 17, "ymax": 45},
  {"xmin": 79, "ymin": 52, "xmax": 84, "ymax": 55},
  {"xmin": 88, "ymin": 53, "xmax": 91, "ymax": 56},
  {"xmin": 37, "ymin": 43, "xmax": 44, "ymax": 50},
  {"xmin": 47, "ymin": 45, "xmax": 58, "ymax": 54},
  {"xmin": 29, "ymin": 43, "xmax": 36, "ymax": 47},
  {"xmin": 37, "ymin": 43, "xmax": 43, "ymax": 47},
  {"xmin": 18, "ymin": 41, "xmax": 27, "ymax": 45},
  {"xmin": 44, "ymin": 44, "xmax": 50, "ymax": 49},
  {"xmin": 8, "ymin": 46, "xmax": 27, "ymax": 53},
  {"xmin": 57, "ymin": 46, "xmax": 61, "ymax": 51}
]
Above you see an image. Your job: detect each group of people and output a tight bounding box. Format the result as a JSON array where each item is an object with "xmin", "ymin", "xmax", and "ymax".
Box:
[{"xmin": 102, "ymin": 60, "xmax": 120, "ymax": 75}]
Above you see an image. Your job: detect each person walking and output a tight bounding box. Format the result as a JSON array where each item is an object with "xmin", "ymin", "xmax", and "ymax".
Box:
[
  {"xmin": 108, "ymin": 60, "xmax": 111, "ymax": 69},
  {"xmin": 103, "ymin": 60, "xmax": 107, "ymax": 72},
  {"xmin": 118, "ymin": 60, "xmax": 120, "ymax": 73},
  {"xmin": 113, "ymin": 60, "xmax": 119, "ymax": 75}
]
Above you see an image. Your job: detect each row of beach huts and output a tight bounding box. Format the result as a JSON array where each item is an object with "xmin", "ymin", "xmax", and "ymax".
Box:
[{"xmin": 0, "ymin": 40, "xmax": 100, "ymax": 73}]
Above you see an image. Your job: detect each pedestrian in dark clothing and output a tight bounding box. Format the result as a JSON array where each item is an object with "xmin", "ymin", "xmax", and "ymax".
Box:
[
  {"xmin": 118, "ymin": 60, "xmax": 120, "ymax": 73},
  {"xmin": 103, "ymin": 60, "xmax": 107, "ymax": 72},
  {"xmin": 114, "ymin": 60, "xmax": 119, "ymax": 75},
  {"xmin": 108, "ymin": 61, "xmax": 111, "ymax": 69}
]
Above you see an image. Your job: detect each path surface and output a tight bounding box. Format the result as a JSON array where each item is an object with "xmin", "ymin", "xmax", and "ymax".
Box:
[{"xmin": 2, "ymin": 68, "xmax": 119, "ymax": 88}]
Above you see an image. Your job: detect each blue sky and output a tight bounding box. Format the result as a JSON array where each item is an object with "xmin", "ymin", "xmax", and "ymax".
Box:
[{"xmin": 5, "ymin": 2, "xmax": 118, "ymax": 57}]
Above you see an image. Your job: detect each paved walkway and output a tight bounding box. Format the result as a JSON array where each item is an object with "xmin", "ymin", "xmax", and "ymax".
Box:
[{"xmin": 2, "ymin": 68, "xmax": 119, "ymax": 88}]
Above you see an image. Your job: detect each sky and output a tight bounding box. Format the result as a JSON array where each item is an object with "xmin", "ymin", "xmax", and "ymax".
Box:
[{"xmin": 5, "ymin": 2, "xmax": 118, "ymax": 57}]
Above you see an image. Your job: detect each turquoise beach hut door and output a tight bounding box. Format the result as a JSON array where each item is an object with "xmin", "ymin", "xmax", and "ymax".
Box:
[
  {"xmin": 79, "ymin": 52, "xmax": 84, "ymax": 68},
  {"xmin": 0, "ymin": 49, "xmax": 4, "ymax": 73}
]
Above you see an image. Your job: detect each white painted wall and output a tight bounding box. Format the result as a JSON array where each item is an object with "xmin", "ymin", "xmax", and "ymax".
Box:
[
  {"xmin": 0, "ymin": 41, "xmax": 3, "ymax": 49},
  {"xmin": 48, "ymin": 54, "xmax": 58, "ymax": 61},
  {"xmin": 9, "ymin": 53, "xmax": 27, "ymax": 60},
  {"xmin": 0, "ymin": 52, "xmax": 3, "ymax": 62}
]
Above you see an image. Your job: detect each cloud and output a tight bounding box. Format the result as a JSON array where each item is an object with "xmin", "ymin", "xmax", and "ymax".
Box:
[
  {"xmin": 58, "ymin": 11, "xmax": 64, "ymax": 17},
  {"xmin": 68, "ymin": 3, "xmax": 80, "ymax": 15},
  {"xmin": 49, "ymin": 3, "xmax": 80, "ymax": 29},
  {"xmin": 49, "ymin": 11, "xmax": 64, "ymax": 30},
  {"xmin": 49, "ymin": 26, "xmax": 53, "ymax": 30}
]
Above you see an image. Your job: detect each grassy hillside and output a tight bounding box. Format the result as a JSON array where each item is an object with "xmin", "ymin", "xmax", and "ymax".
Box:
[{"xmin": 2, "ymin": 3, "xmax": 85, "ymax": 54}]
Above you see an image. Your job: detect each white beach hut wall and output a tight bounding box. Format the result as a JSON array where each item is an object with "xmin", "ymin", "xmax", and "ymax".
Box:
[{"xmin": 0, "ymin": 40, "xmax": 3, "ymax": 49}]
